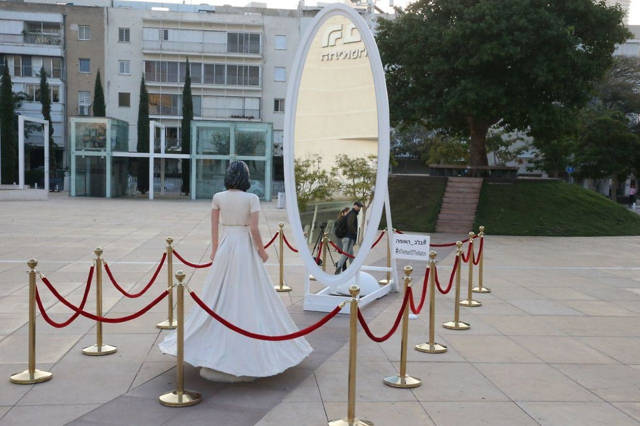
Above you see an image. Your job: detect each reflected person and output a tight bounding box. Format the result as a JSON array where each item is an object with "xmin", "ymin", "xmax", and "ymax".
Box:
[{"xmin": 335, "ymin": 201, "xmax": 362, "ymax": 274}]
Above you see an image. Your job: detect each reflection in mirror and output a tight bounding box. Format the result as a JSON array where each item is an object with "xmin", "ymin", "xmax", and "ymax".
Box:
[{"xmin": 294, "ymin": 14, "xmax": 378, "ymax": 275}]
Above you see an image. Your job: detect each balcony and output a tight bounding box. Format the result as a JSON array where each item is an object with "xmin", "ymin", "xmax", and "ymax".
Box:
[
  {"xmin": 24, "ymin": 32, "xmax": 61, "ymax": 46},
  {"xmin": 201, "ymin": 107, "xmax": 260, "ymax": 121},
  {"xmin": 142, "ymin": 40, "xmax": 261, "ymax": 58}
]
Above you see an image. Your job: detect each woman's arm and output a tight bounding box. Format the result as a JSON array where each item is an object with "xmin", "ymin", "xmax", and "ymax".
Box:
[
  {"xmin": 249, "ymin": 211, "xmax": 269, "ymax": 262},
  {"xmin": 210, "ymin": 209, "xmax": 220, "ymax": 260}
]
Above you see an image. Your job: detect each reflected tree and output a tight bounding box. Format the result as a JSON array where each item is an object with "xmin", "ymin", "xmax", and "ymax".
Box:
[{"xmin": 294, "ymin": 156, "xmax": 338, "ymax": 211}]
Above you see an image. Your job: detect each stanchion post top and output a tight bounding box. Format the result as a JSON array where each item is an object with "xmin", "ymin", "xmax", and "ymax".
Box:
[
  {"xmin": 94, "ymin": 247, "xmax": 103, "ymax": 257},
  {"xmin": 479, "ymin": 225, "xmax": 485, "ymax": 233},
  {"xmin": 349, "ymin": 285, "xmax": 360, "ymax": 298},
  {"xmin": 456, "ymin": 241, "xmax": 463, "ymax": 249},
  {"xmin": 27, "ymin": 258, "xmax": 38, "ymax": 269},
  {"xmin": 175, "ymin": 270, "xmax": 186, "ymax": 284},
  {"xmin": 166, "ymin": 237, "xmax": 174, "ymax": 246},
  {"xmin": 468, "ymin": 231, "xmax": 475, "ymax": 238},
  {"xmin": 429, "ymin": 250, "xmax": 437, "ymax": 260},
  {"xmin": 278, "ymin": 222, "xmax": 284, "ymax": 229},
  {"xmin": 403, "ymin": 265, "xmax": 413, "ymax": 276}
]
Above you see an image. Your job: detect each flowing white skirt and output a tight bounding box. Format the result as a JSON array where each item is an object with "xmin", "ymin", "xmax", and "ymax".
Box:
[{"xmin": 159, "ymin": 227, "xmax": 313, "ymax": 377}]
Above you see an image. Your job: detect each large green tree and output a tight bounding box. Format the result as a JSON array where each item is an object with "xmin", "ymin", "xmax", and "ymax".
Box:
[
  {"xmin": 136, "ymin": 75, "xmax": 149, "ymax": 194},
  {"xmin": 181, "ymin": 59, "xmax": 193, "ymax": 195},
  {"xmin": 376, "ymin": 0, "xmax": 630, "ymax": 167},
  {"xmin": 0, "ymin": 65, "xmax": 17, "ymax": 184},
  {"xmin": 93, "ymin": 70, "xmax": 105, "ymax": 117},
  {"xmin": 39, "ymin": 66, "xmax": 56, "ymax": 181}
]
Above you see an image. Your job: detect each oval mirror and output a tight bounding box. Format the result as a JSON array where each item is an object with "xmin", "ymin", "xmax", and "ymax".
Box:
[{"xmin": 284, "ymin": 4, "xmax": 390, "ymax": 288}]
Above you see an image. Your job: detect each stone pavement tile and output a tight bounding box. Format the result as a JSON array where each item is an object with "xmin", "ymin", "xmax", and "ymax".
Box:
[
  {"xmin": 68, "ymin": 394, "xmax": 183, "ymax": 426},
  {"xmin": 408, "ymin": 362, "xmax": 508, "ymax": 402},
  {"xmin": 325, "ymin": 402, "xmax": 433, "ymax": 426},
  {"xmin": 377, "ymin": 329, "xmax": 466, "ymax": 363},
  {"xmin": 421, "ymin": 402, "xmax": 538, "ymax": 426},
  {"xmin": 255, "ymin": 401, "xmax": 327, "ymax": 426},
  {"xmin": 547, "ymin": 316, "xmax": 640, "ymax": 337},
  {"xmin": 315, "ymin": 360, "xmax": 415, "ymax": 402},
  {"xmin": 0, "ymin": 314, "xmax": 27, "ymax": 335},
  {"xmin": 528, "ymin": 287, "xmax": 597, "ymax": 301},
  {"xmin": 0, "ymin": 334, "xmax": 82, "ymax": 364},
  {"xmin": 0, "ymin": 403, "xmax": 99, "ymax": 426},
  {"xmin": 0, "ymin": 407, "xmax": 9, "ymax": 420},
  {"xmin": 282, "ymin": 374, "xmax": 322, "ymax": 403},
  {"xmin": 519, "ymin": 402, "xmax": 639, "ymax": 426},
  {"xmin": 614, "ymin": 403, "xmax": 640, "ymax": 422},
  {"xmin": 508, "ymin": 300, "xmax": 582, "ymax": 316},
  {"xmin": 461, "ymin": 300, "xmax": 528, "ymax": 316},
  {"xmin": 129, "ymin": 361, "xmax": 174, "ymax": 389},
  {"xmin": 578, "ymin": 337, "xmax": 640, "ymax": 365},
  {"xmin": 443, "ymin": 335, "xmax": 541, "ymax": 363},
  {"xmin": 613, "ymin": 300, "xmax": 640, "ymax": 314},
  {"xmin": 553, "ymin": 364, "xmax": 640, "ymax": 402},
  {"xmin": 564, "ymin": 300, "xmax": 636, "ymax": 317},
  {"xmin": 511, "ymin": 336, "xmax": 618, "ymax": 364},
  {"xmin": 490, "ymin": 285, "xmax": 548, "ymax": 301},
  {"xmin": 478, "ymin": 315, "xmax": 566, "ymax": 336},
  {"xmin": 476, "ymin": 363, "xmax": 600, "ymax": 402},
  {"xmin": 0, "ymin": 363, "xmax": 53, "ymax": 406}
]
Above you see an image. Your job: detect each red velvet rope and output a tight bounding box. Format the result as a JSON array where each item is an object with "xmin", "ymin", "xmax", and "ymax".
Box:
[
  {"xmin": 358, "ymin": 288, "xmax": 410, "ymax": 342},
  {"xmin": 473, "ymin": 237, "xmax": 484, "ymax": 266},
  {"xmin": 431, "ymin": 237, "xmax": 470, "ymax": 248},
  {"xmin": 395, "ymin": 230, "xmax": 404, "ymax": 234},
  {"xmin": 190, "ymin": 290, "xmax": 341, "ymax": 341},
  {"xmin": 329, "ymin": 241, "xmax": 355, "ymax": 259},
  {"xmin": 282, "ymin": 234, "xmax": 299, "ymax": 253},
  {"xmin": 434, "ymin": 256, "xmax": 459, "ymax": 295},
  {"xmin": 264, "ymin": 232, "xmax": 279, "ymax": 249},
  {"xmin": 34, "ymin": 267, "xmax": 94, "ymax": 328},
  {"xmin": 104, "ymin": 253, "xmax": 166, "ymax": 298},
  {"xmin": 37, "ymin": 274, "xmax": 168, "ymax": 323},
  {"xmin": 461, "ymin": 242, "xmax": 473, "ymax": 263},
  {"xmin": 173, "ymin": 250, "xmax": 213, "ymax": 269},
  {"xmin": 371, "ymin": 231, "xmax": 386, "ymax": 248},
  {"xmin": 409, "ymin": 268, "xmax": 430, "ymax": 315}
]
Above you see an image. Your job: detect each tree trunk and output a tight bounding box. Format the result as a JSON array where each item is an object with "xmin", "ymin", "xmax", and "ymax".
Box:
[
  {"xmin": 610, "ymin": 177, "xmax": 618, "ymax": 202},
  {"xmin": 468, "ymin": 117, "xmax": 489, "ymax": 168}
]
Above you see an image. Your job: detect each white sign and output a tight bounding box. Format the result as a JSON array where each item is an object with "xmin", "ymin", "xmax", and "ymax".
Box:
[{"xmin": 393, "ymin": 234, "xmax": 430, "ymax": 261}]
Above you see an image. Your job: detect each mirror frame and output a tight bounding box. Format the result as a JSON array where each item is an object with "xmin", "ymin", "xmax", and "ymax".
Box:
[{"xmin": 283, "ymin": 3, "xmax": 390, "ymax": 287}]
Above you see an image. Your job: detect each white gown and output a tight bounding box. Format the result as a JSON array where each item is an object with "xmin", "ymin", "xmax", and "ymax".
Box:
[{"xmin": 159, "ymin": 190, "xmax": 312, "ymax": 378}]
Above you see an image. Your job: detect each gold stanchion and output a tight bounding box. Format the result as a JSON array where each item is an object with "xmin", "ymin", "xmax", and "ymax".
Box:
[
  {"xmin": 472, "ymin": 226, "xmax": 491, "ymax": 294},
  {"xmin": 159, "ymin": 270, "xmax": 202, "ymax": 407},
  {"xmin": 460, "ymin": 232, "xmax": 481, "ymax": 307},
  {"xmin": 443, "ymin": 242, "xmax": 470, "ymax": 330},
  {"xmin": 322, "ymin": 232, "xmax": 329, "ymax": 273},
  {"xmin": 275, "ymin": 223, "xmax": 292, "ymax": 292},
  {"xmin": 157, "ymin": 237, "xmax": 178, "ymax": 329},
  {"xmin": 329, "ymin": 285, "xmax": 371, "ymax": 426},
  {"xmin": 10, "ymin": 259, "xmax": 53, "ymax": 384},
  {"xmin": 415, "ymin": 251, "xmax": 447, "ymax": 354},
  {"xmin": 378, "ymin": 228, "xmax": 391, "ymax": 286},
  {"xmin": 82, "ymin": 247, "xmax": 117, "ymax": 356},
  {"xmin": 384, "ymin": 265, "xmax": 421, "ymax": 388}
]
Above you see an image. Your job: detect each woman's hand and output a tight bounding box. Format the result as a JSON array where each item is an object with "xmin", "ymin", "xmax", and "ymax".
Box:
[{"xmin": 259, "ymin": 250, "xmax": 269, "ymax": 263}]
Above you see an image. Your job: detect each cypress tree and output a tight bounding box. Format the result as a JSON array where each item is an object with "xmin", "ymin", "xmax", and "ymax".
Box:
[
  {"xmin": 0, "ymin": 64, "xmax": 17, "ymax": 184},
  {"xmin": 181, "ymin": 59, "xmax": 193, "ymax": 195},
  {"xmin": 93, "ymin": 70, "xmax": 105, "ymax": 117},
  {"xmin": 136, "ymin": 75, "xmax": 149, "ymax": 194},
  {"xmin": 39, "ymin": 66, "xmax": 56, "ymax": 183}
]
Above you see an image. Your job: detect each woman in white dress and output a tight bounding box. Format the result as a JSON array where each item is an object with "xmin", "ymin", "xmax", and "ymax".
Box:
[{"xmin": 159, "ymin": 161, "xmax": 312, "ymax": 382}]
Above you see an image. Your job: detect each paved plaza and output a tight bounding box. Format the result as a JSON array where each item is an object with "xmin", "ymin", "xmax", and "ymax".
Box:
[{"xmin": 1, "ymin": 194, "xmax": 640, "ymax": 425}]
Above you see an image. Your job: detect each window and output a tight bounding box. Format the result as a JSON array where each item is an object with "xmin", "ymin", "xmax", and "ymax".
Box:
[
  {"xmin": 118, "ymin": 92, "xmax": 130, "ymax": 107},
  {"xmin": 148, "ymin": 94, "xmax": 201, "ymax": 116},
  {"xmin": 227, "ymin": 32, "xmax": 261, "ymax": 54},
  {"xmin": 13, "ymin": 55, "xmax": 21, "ymax": 76},
  {"xmin": 79, "ymin": 58, "xmax": 90, "ymax": 73},
  {"xmin": 179, "ymin": 62, "xmax": 201, "ymax": 83},
  {"xmin": 274, "ymin": 98, "xmax": 285, "ymax": 112},
  {"xmin": 51, "ymin": 57, "xmax": 62, "ymax": 78},
  {"xmin": 51, "ymin": 86, "xmax": 59, "ymax": 103},
  {"xmin": 274, "ymin": 35, "xmax": 287, "ymax": 50},
  {"xmin": 160, "ymin": 29, "xmax": 169, "ymax": 41},
  {"xmin": 78, "ymin": 25, "xmax": 91, "ymax": 40},
  {"xmin": 119, "ymin": 60, "xmax": 130, "ymax": 75},
  {"xmin": 274, "ymin": 67, "xmax": 286, "ymax": 82},
  {"xmin": 214, "ymin": 64, "xmax": 225, "ymax": 84},
  {"xmin": 118, "ymin": 27, "xmax": 130, "ymax": 43},
  {"xmin": 78, "ymin": 91, "xmax": 90, "ymax": 115}
]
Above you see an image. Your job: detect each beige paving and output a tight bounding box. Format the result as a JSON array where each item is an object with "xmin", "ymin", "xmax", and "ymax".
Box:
[{"xmin": 1, "ymin": 194, "xmax": 640, "ymax": 425}]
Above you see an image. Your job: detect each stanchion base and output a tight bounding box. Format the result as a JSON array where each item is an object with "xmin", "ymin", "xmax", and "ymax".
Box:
[
  {"xmin": 274, "ymin": 284, "xmax": 292, "ymax": 293},
  {"xmin": 442, "ymin": 320, "xmax": 471, "ymax": 330},
  {"xmin": 9, "ymin": 369, "xmax": 53, "ymax": 384},
  {"xmin": 472, "ymin": 286, "xmax": 491, "ymax": 294},
  {"xmin": 156, "ymin": 319, "xmax": 178, "ymax": 330},
  {"xmin": 383, "ymin": 374, "xmax": 422, "ymax": 388},
  {"xmin": 415, "ymin": 342, "xmax": 448, "ymax": 354},
  {"xmin": 82, "ymin": 344, "xmax": 117, "ymax": 356},
  {"xmin": 378, "ymin": 279, "xmax": 390, "ymax": 286},
  {"xmin": 309, "ymin": 275, "xmax": 316, "ymax": 281},
  {"xmin": 158, "ymin": 390, "xmax": 202, "ymax": 407},
  {"xmin": 459, "ymin": 299, "xmax": 482, "ymax": 307},
  {"xmin": 328, "ymin": 418, "xmax": 373, "ymax": 426}
]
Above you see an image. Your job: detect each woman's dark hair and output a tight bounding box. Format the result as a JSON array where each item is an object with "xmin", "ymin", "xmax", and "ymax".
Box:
[
  {"xmin": 337, "ymin": 207, "xmax": 349, "ymax": 219},
  {"xmin": 224, "ymin": 161, "xmax": 251, "ymax": 191}
]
